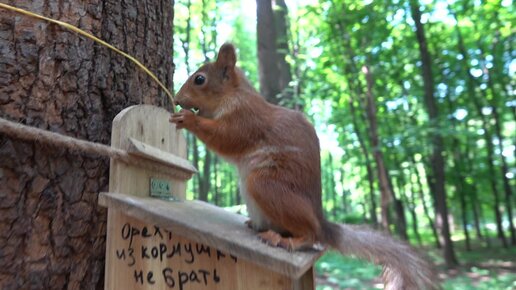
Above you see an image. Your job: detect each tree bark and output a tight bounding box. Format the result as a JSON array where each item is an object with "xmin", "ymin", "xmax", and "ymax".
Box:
[
  {"xmin": 256, "ymin": 0, "xmax": 292, "ymax": 105},
  {"xmin": 408, "ymin": 0, "xmax": 458, "ymax": 266},
  {"xmin": 0, "ymin": 0, "xmax": 174, "ymax": 289}
]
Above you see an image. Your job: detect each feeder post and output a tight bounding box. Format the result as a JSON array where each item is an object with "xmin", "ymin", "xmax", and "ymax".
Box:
[{"xmin": 101, "ymin": 105, "xmax": 320, "ymax": 290}]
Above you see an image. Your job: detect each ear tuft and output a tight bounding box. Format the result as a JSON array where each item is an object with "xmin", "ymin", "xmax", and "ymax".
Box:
[{"xmin": 216, "ymin": 43, "xmax": 237, "ymax": 70}]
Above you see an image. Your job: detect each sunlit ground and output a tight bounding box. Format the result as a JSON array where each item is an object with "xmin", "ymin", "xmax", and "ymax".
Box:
[{"xmin": 315, "ymin": 241, "xmax": 516, "ymax": 290}]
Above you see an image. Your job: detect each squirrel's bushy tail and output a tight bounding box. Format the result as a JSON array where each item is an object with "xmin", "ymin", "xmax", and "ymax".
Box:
[{"xmin": 323, "ymin": 222, "xmax": 440, "ymax": 290}]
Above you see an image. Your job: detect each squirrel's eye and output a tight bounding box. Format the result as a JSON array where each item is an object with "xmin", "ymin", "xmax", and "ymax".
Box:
[{"xmin": 194, "ymin": 75, "xmax": 206, "ymax": 85}]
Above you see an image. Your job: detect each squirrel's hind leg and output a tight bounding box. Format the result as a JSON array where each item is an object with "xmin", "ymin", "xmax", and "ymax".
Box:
[
  {"xmin": 246, "ymin": 169, "xmax": 320, "ymax": 251},
  {"xmin": 258, "ymin": 230, "xmax": 314, "ymax": 251}
]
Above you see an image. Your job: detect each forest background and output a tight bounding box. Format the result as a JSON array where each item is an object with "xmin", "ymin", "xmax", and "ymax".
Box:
[{"xmin": 173, "ymin": 0, "xmax": 515, "ymax": 289}]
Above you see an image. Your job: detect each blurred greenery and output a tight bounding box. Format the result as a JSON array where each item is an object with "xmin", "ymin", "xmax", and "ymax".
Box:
[
  {"xmin": 173, "ymin": 0, "xmax": 515, "ymax": 287},
  {"xmin": 316, "ymin": 253, "xmax": 382, "ymax": 290},
  {"xmin": 316, "ymin": 244, "xmax": 516, "ymax": 290}
]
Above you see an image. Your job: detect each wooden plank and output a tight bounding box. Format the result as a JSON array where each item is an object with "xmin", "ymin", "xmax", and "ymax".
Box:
[
  {"xmin": 127, "ymin": 137, "xmax": 197, "ymax": 174},
  {"xmin": 99, "ymin": 192, "xmax": 324, "ymax": 279},
  {"xmin": 105, "ymin": 105, "xmax": 191, "ymax": 290},
  {"xmin": 109, "ymin": 105, "xmax": 189, "ymax": 198},
  {"xmin": 105, "ymin": 209, "xmax": 299, "ymax": 290},
  {"xmin": 293, "ymin": 267, "xmax": 316, "ymax": 290}
]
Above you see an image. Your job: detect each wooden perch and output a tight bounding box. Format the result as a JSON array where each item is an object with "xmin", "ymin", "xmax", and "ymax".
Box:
[
  {"xmin": 127, "ymin": 137, "xmax": 197, "ymax": 174},
  {"xmin": 99, "ymin": 192, "xmax": 323, "ymax": 279}
]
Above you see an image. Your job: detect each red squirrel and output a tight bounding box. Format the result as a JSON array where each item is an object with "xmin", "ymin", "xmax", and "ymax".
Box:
[{"xmin": 170, "ymin": 43, "xmax": 439, "ymax": 290}]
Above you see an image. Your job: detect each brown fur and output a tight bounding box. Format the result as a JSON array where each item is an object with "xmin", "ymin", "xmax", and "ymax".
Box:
[{"xmin": 170, "ymin": 43, "xmax": 440, "ymax": 290}]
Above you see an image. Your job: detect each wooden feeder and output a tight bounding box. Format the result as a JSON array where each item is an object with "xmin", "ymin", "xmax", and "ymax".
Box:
[{"xmin": 99, "ymin": 105, "xmax": 323, "ymax": 290}]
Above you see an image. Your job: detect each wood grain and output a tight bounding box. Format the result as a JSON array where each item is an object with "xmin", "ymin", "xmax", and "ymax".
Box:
[
  {"xmin": 99, "ymin": 192, "xmax": 323, "ymax": 279},
  {"xmin": 109, "ymin": 105, "xmax": 189, "ymax": 199},
  {"xmin": 104, "ymin": 209, "xmax": 307, "ymax": 290},
  {"xmin": 127, "ymin": 137, "xmax": 197, "ymax": 174}
]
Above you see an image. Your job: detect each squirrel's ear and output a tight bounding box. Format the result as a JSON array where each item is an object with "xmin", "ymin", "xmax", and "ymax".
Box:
[{"xmin": 216, "ymin": 43, "xmax": 236, "ymax": 79}]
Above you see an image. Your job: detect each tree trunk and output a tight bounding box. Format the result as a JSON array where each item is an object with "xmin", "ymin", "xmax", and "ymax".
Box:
[
  {"xmin": 362, "ymin": 65, "xmax": 407, "ymax": 238},
  {"xmin": 451, "ymin": 133, "xmax": 472, "ymax": 251},
  {"xmin": 443, "ymin": 79, "xmax": 472, "ymax": 251},
  {"xmin": 458, "ymin": 182, "xmax": 472, "ymax": 251},
  {"xmin": 191, "ymin": 134, "xmax": 200, "ymax": 198},
  {"xmin": 451, "ymin": 14, "xmax": 508, "ymax": 247},
  {"xmin": 382, "ymin": 116, "xmax": 413, "ymax": 241},
  {"xmin": 464, "ymin": 141, "xmax": 491, "ymax": 247},
  {"xmin": 394, "ymin": 176, "xmax": 421, "ymax": 244},
  {"xmin": 0, "ymin": 1, "xmax": 174, "ymax": 289},
  {"xmin": 340, "ymin": 167, "xmax": 349, "ymax": 214},
  {"xmin": 483, "ymin": 44, "xmax": 516, "ymax": 245},
  {"xmin": 198, "ymin": 149, "xmax": 212, "ymax": 202},
  {"xmin": 449, "ymin": 135, "xmax": 472, "ymax": 251},
  {"xmin": 348, "ymin": 95, "xmax": 378, "ymax": 227},
  {"xmin": 331, "ymin": 13, "xmax": 380, "ymax": 227},
  {"xmin": 327, "ymin": 153, "xmax": 338, "ymax": 220},
  {"xmin": 213, "ymin": 156, "xmax": 220, "ymax": 205},
  {"xmin": 410, "ymin": 157, "xmax": 441, "ymax": 248},
  {"xmin": 491, "ymin": 104, "xmax": 516, "ymax": 245},
  {"xmin": 273, "ymin": 0, "xmax": 293, "ymax": 102},
  {"xmin": 256, "ymin": 0, "xmax": 292, "ymax": 105},
  {"xmin": 408, "ymin": 0, "xmax": 458, "ymax": 266},
  {"xmin": 407, "ymin": 172, "xmax": 423, "ymax": 245}
]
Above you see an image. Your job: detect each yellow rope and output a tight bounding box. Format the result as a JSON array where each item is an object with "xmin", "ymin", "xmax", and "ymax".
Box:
[{"xmin": 0, "ymin": 3, "xmax": 175, "ymax": 108}]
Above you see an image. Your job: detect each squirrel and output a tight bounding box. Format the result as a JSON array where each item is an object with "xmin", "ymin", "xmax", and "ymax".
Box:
[{"xmin": 170, "ymin": 43, "xmax": 439, "ymax": 290}]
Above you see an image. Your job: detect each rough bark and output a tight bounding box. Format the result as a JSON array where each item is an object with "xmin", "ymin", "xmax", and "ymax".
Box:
[
  {"xmin": 408, "ymin": 0, "xmax": 458, "ymax": 266},
  {"xmin": 0, "ymin": 1, "xmax": 174, "ymax": 289}
]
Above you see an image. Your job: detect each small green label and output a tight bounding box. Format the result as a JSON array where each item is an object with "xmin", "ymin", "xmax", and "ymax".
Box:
[{"xmin": 150, "ymin": 178, "xmax": 171, "ymax": 197}]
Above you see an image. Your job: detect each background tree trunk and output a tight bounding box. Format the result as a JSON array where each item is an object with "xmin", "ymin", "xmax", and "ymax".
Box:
[
  {"xmin": 348, "ymin": 95, "xmax": 378, "ymax": 227},
  {"xmin": 0, "ymin": 1, "xmax": 174, "ymax": 289},
  {"xmin": 410, "ymin": 156, "xmax": 441, "ymax": 248},
  {"xmin": 362, "ymin": 65, "xmax": 408, "ymax": 239},
  {"xmin": 256, "ymin": 0, "xmax": 293, "ymax": 105},
  {"xmin": 451, "ymin": 16, "xmax": 508, "ymax": 247},
  {"xmin": 408, "ymin": 0, "xmax": 458, "ymax": 267}
]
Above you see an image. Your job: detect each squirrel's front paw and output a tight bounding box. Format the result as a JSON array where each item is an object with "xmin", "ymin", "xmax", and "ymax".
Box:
[{"xmin": 170, "ymin": 109, "xmax": 196, "ymax": 130}]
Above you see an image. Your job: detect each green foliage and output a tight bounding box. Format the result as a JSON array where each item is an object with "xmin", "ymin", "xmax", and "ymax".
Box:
[
  {"xmin": 295, "ymin": 0, "xmax": 515, "ymax": 248},
  {"xmin": 174, "ymin": 0, "xmax": 515, "ymax": 284}
]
